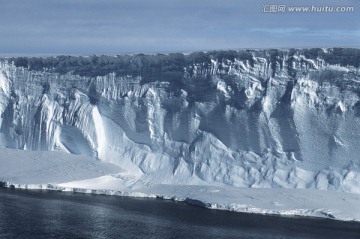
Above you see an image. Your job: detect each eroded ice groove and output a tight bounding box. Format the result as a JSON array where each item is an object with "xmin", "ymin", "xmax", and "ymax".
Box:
[{"xmin": 0, "ymin": 48, "xmax": 360, "ymax": 194}]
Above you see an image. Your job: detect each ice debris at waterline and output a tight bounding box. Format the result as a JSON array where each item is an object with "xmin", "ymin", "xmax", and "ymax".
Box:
[{"xmin": 0, "ymin": 48, "xmax": 360, "ymax": 220}]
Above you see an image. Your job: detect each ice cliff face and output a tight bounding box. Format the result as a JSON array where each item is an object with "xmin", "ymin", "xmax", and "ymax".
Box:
[{"xmin": 1, "ymin": 48, "xmax": 360, "ymax": 193}]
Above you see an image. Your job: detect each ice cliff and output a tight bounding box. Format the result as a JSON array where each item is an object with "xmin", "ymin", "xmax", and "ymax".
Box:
[{"xmin": 0, "ymin": 48, "xmax": 360, "ymax": 193}]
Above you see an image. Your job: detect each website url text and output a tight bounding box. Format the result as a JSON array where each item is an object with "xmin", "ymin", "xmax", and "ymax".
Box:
[{"xmin": 262, "ymin": 5, "xmax": 354, "ymax": 13}]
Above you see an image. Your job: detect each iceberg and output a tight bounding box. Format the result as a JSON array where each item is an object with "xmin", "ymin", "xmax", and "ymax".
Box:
[{"xmin": 1, "ymin": 48, "xmax": 360, "ymax": 221}]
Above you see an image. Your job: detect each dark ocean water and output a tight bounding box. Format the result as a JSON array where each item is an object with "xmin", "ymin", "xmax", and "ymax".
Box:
[{"xmin": 0, "ymin": 188, "xmax": 359, "ymax": 239}]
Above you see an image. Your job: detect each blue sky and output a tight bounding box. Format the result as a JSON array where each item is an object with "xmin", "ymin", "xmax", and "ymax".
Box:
[{"xmin": 0, "ymin": 0, "xmax": 359, "ymax": 55}]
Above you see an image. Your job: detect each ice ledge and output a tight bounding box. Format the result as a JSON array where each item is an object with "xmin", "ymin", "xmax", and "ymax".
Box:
[{"xmin": 1, "ymin": 180, "xmax": 359, "ymax": 223}]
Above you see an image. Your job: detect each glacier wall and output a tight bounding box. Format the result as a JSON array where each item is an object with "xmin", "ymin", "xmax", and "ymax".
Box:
[{"xmin": 1, "ymin": 49, "xmax": 360, "ymax": 192}]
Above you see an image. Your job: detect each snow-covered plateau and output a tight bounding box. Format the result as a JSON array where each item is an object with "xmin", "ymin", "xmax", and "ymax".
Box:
[{"xmin": 0, "ymin": 48, "xmax": 360, "ymax": 221}]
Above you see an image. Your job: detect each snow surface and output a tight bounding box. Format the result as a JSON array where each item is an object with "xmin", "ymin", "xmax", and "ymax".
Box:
[
  {"xmin": 1, "ymin": 148, "xmax": 360, "ymax": 222},
  {"xmin": 0, "ymin": 148, "xmax": 123, "ymax": 184}
]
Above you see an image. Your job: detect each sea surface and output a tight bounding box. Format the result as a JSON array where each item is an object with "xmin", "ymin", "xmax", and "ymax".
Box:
[{"xmin": 0, "ymin": 188, "xmax": 359, "ymax": 239}]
